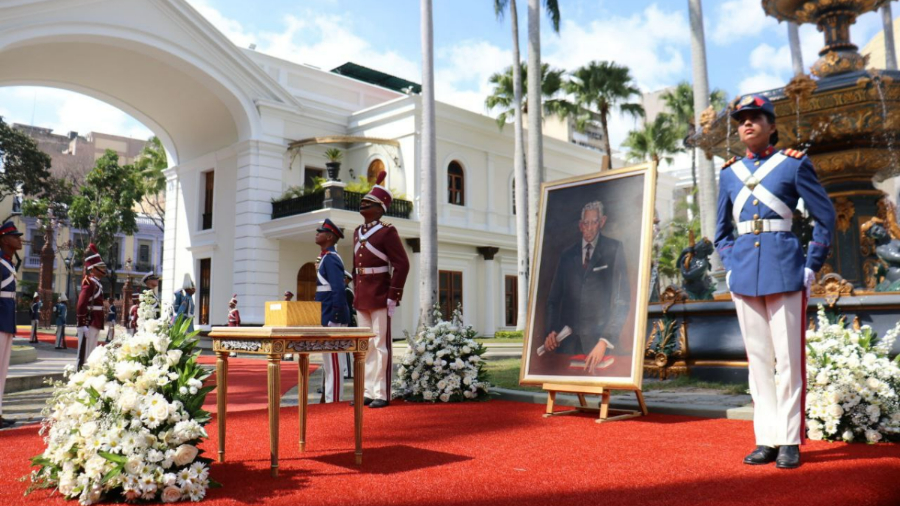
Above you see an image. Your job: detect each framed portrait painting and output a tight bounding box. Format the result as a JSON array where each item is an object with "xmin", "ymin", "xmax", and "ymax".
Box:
[{"xmin": 520, "ymin": 163, "xmax": 657, "ymax": 390}]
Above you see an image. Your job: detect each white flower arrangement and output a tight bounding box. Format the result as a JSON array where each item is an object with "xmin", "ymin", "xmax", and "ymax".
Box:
[
  {"xmin": 394, "ymin": 306, "xmax": 491, "ymax": 403},
  {"xmin": 27, "ymin": 290, "xmax": 219, "ymax": 504},
  {"xmin": 806, "ymin": 306, "xmax": 900, "ymax": 443}
]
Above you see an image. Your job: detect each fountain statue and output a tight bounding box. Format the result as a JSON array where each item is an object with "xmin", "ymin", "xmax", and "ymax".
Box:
[
  {"xmin": 697, "ymin": 0, "xmax": 900, "ymax": 290},
  {"xmin": 861, "ymin": 216, "xmax": 900, "ymax": 290},
  {"xmin": 677, "ymin": 234, "xmax": 715, "ymax": 300}
]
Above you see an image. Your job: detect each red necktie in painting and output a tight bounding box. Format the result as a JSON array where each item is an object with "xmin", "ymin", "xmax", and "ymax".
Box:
[{"xmin": 584, "ymin": 243, "xmax": 591, "ymax": 268}]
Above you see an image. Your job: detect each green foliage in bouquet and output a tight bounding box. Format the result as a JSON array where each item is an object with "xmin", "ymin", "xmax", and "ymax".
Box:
[
  {"xmin": 395, "ymin": 305, "xmax": 491, "ymax": 402},
  {"xmin": 806, "ymin": 306, "xmax": 900, "ymax": 443},
  {"xmin": 26, "ymin": 291, "xmax": 220, "ymax": 504}
]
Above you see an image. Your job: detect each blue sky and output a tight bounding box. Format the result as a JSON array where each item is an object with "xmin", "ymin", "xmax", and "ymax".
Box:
[{"xmin": 0, "ymin": 0, "xmax": 888, "ymax": 151}]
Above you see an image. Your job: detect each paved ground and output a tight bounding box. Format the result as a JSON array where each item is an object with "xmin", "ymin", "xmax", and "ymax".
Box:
[{"xmin": 1, "ymin": 339, "xmax": 754, "ymax": 431}]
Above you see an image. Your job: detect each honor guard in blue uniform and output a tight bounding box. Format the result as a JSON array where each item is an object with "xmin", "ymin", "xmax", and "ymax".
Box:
[
  {"xmin": 29, "ymin": 292, "xmax": 41, "ymax": 343},
  {"xmin": 315, "ymin": 219, "xmax": 351, "ymax": 403},
  {"xmin": 0, "ymin": 221, "xmax": 23, "ymax": 428},
  {"xmin": 54, "ymin": 294, "xmax": 68, "ymax": 349},
  {"xmin": 174, "ymin": 274, "xmax": 196, "ymax": 332},
  {"xmin": 715, "ymin": 94, "xmax": 836, "ymax": 469}
]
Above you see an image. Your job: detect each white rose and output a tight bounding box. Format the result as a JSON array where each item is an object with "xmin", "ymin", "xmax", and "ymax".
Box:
[
  {"xmin": 439, "ymin": 393, "xmax": 450, "ymax": 402},
  {"xmin": 842, "ymin": 430, "xmax": 855, "ymax": 442},
  {"xmin": 125, "ymin": 458, "xmax": 142, "ymax": 475},
  {"xmin": 816, "ymin": 372, "xmax": 829, "ymax": 385},
  {"xmin": 865, "ymin": 429, "xmax": 882, "ymax": 443},
  {"xmin": 173, "ymin": 444, "xmax": 199, "ymax": 467},
  {"xmin": 166, "ymin": 350, "xmax": 183, "ymax": 367},
  {"xmin": 807, "ymin": 428, "xmax": 824, "ymax": 440},
  {"xmin": 80, "ymin": 421, "xmax": 98, "ymax": 438},
  {"xmin": 828, "ymin": 404, "xmax": 843, "ymax": 417},
  {"xmin": 161, "ymin": 485, "xmax": 182, "ymax": 503}
]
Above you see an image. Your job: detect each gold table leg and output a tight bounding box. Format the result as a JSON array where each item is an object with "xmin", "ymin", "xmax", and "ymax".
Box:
[
  {"xmin": 297, "ymin": 354, "xmax": 309, "ymax": 452},
  {"xmin": 354, "ymin": 349, "xmax": 365, "ymax": 465},
  {"xmin": 267, "ymin": 354, "xmax": 281, "ymax": 478},
  {"xmin": 216, "ymin": 351, "xmax": 228, "ymax": 463}
]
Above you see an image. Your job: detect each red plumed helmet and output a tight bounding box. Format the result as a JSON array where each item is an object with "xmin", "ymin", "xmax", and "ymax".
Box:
[
  {"xmin": 84, "ymin": 243, "xmax": 106, "ymax": 270},
  {"xmin": 362, "ymin": 170, "xmax": 392, "ymax": 212}
]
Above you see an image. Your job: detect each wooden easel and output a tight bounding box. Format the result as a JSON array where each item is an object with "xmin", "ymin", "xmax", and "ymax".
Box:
[{"xmin": 542, "ymin": 383, "xmax": 648, "ymax": 423}]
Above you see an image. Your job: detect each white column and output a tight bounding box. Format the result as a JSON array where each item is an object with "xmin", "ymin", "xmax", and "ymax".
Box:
[
  {"xmin": 161, "ymin": 168, "xmax": 181, "ymax": 299},
  {"xmin": 485, "ymin": 152, "xmax": 495, "ymax": 230},
  {"xmin": 478, "ymin": 247, "xmax": 499, "ymax": 336},
  {"xmin": 233, "ymin": 141, "xmax": 285, "ymax": 324}
]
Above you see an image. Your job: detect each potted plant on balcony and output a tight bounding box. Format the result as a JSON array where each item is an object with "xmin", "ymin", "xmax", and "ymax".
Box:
[{"xmin": 324, "ymin": 148, "xmax": 343, "ymax": 181}]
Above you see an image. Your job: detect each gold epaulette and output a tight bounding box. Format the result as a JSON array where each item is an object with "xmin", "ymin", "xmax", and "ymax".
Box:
[
  {"xmin": 379, "ymin": 220, "xmax": 392, "ymax": 227},
  {"xmin": 721, "ymin": 156, "xmax": 741, "ymax": 170},
  {"xmin": 782, "ymin": 148, "xmax": 804, "ymax": 159}
]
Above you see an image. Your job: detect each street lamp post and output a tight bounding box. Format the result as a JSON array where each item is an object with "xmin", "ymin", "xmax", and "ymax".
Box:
[{"xmin": 36, "ymin": 210, "xmax": 59, "ymax": 328}]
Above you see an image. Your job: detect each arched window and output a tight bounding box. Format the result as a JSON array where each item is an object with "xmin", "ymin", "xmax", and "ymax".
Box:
[
  {"xmin": 447, "ymin": 161, "xmax": 465, "ymax": 206},
  {"xmin": 296, "ymin": 263, "xmax": 317, "ymax": 301},
  {"xmin": 367, "ymin": 159, "xmax": 385, "ymax": 183}
]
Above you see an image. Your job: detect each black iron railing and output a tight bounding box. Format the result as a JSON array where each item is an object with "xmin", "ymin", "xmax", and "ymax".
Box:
[
  {"xmin": 272, "ymin": 192, "xmax": 325, "ymax": 219},
  {"xmin": 271, "ymin": 190, "xmax": 413, "ymax": 220}
]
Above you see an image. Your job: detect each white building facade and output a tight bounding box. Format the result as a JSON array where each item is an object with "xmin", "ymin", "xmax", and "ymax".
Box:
[{"xmin": 1, "ymin": 0, "xmax": 609, "ymax": 336}]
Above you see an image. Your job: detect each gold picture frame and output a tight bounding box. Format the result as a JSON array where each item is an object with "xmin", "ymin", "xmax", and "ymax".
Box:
[{"xmin": 520, "ymin": 162, "xmax": 657, "ymax": 394}]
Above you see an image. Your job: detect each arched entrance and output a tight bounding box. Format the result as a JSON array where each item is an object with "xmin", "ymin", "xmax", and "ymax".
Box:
[
  {"xmin": 297, "ymin": 263, "xmax": 317, "ymax": 302},
  {"xmin": 367, "ymin": 159, "xmax": 385, "ymax": 183}
]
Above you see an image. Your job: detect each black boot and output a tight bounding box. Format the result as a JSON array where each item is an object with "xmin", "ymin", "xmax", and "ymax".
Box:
[
  {"xmin": 776, "ymin": 445, "xmax": 800, "ymax": 469},
  {"xmin": 743, "ymin": 446, "xmax": 778, "ymax": 465}
]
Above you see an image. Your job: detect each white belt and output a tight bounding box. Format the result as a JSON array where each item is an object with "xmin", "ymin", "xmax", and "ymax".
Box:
[
  {"xmin": 89, "ymin": 305, "xmax": 104, "ymax": 310},
  {"xmin": 316, "ymin": 286, "xmax": 331, "ymax": 292},
  {"xmin": 0, "ymin": 292, "xmax": 14, "ymax": 299},
  {"xmin": 736, "ymin": 218, "xmax": 792, "ymax": 235},
  {"xmin": 356, "ymin": 266, "xmax": 389, "ymax": 275}
]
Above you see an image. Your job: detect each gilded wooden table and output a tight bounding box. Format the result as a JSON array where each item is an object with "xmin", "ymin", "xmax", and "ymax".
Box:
[{"xmin": 208, "ymin": 326, "xmax": 373, "ymax": 477}]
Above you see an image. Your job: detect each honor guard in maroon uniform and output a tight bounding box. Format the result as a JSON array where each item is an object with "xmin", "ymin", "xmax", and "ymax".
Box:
[
  {"xmin": 127, "ymin": 293, "xmax": 139, "ymax": 337},
  {"xmin": 76, "ymin": 244, "xmax": 107, "ymax": 370},
  {"xmin": 353, "ymin": 171, "xmax": 410, "ymax": 408},
  {"xmin": 283, "ymin": 290, "xmax": 294, "ymax": 301},
  {"xmin": 227, "ymin": 294, "xmax": 241, "ymax": 326},
  {"xmin": 0, "ymin": 221, "xmax": 23, "ymax": 428}
]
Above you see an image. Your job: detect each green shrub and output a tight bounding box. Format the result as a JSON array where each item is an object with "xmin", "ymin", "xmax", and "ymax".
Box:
[{"xmin": 492, "ymin": 330, "xmax": 523, "ymax": 340}]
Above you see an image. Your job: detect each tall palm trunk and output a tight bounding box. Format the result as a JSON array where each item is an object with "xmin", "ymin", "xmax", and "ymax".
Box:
[
  {"xmin": 599, "ymin": 109, "xmax": 612, "ymax": 170},
  {"xmin": 526, "ymin": 0, "xmax": 543, "ymax": 263},
  {"xmin": 688, "ymin": 0, "xmax": 720, "ymax": 271},
  {"xmin": 788, "ymin": 22, "xmax": 804, "ymax": 75},
  {"xmin": 883, "ymin": 3, "xmax": 898, "ymax": 71},
  {"xmin": 419, "ymin": 0, "xmax": 438, "ymax": 327},
  {"xmin": 510, "ymin": 0, "xmax": 529, "ymax": 330}
]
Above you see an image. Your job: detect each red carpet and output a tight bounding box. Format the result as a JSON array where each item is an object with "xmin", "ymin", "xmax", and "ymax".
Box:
[
  {"xmin": 197, "ymin": 356, "xmax": 319, "ymax": 413},
  {"xmin": 3, "ymin": 400, "xmax": 899, "ymax": 506},
  {"xmin": 18, "ymin": 329, "xmax": 79, "ymax": 348}
]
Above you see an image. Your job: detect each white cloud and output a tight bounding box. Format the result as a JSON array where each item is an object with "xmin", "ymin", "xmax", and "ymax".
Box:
[
  {"xmin": 749, "ymin": 43, "xmax": 792, "ymax": 73},
  {"xmin": 738, "ymin": 72, "xmax": 785, "ymax": 95},
  {"xmin": 189, "ymin": 0, "xmax": 255, "ymax": 48},
  {"xmin": 711, "ymin": 0, "xmax": 778, "ymax": 45},
  {"xmin": 0, "ymin": 87, "xmax": 152, "ymax": 139},
  {"xmin": 435, "ymin": 40, "xmax": 511, "ymax": 115}
]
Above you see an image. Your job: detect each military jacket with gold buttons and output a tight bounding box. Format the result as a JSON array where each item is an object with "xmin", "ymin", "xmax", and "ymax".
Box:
[
  {"xmin": 352, "ymin": 221, "xmax": 410, "ymax": 311},
  {"xmin": 714, "ymin": 147, "xmax": 836, "ymax": 297}
]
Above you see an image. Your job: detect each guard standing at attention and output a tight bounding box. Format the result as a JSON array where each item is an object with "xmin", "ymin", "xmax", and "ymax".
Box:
[
  {"xmin": 53, "ymin": 294, "xmax": 68, "ymax": 349},
  {"xmin": 0, "ymin": 221, "xmax": 23, "ymax": 428},
  {"xmin": 227, "ymin": 294, "xmax": 241, "ymax": 326},
  {"xmin": 29, "ymin": 292, "xmax": 41, "ymax": 343},
  {"xmin": 352, "ymin": 171, "xmax": 409, "ymax": 409},
  {"xmin": 76, "ymin": 244, "xmax": 107, "ymax": 370},
  {"xmin": 315, "ymin": 218, "xmax": 350, "ymax": 403},
  {"xmin": 715, "ymin": 94, "xmax": 835, "ymax": 469},
  {"xmin": 105, "ymin": 298, "xmax": 118, "ymax": 343},
  {"xmin": 127, "ymin": 293, "xmax": 140, "ymax": 336}
]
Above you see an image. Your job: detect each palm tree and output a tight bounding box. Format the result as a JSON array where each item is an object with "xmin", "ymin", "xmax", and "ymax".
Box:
[
  {"xmin": 484, "ymin": 62, "xmax": 571, "ymax": 128},
  {"xmin": 660, "ymin": 82, "xmax": 726, "ymax": 189},
  {"xmin": 787, "ymin": 22, "xmax": 804, "ymax": 75},
  {"xmin": 527, "ymin": 0, "xmax": 560, "ymax": 263},
  {"xmin": 133, "ymin": 136, "xmax": 168, "ymax": 233},
  {"xmin": 493, "ymin": 0, "xmax": 529, "ymax": 331},
  {"xmin": 566, "ymin": 61, "xmax": 644, "ymax": 170},
  {"xmin": 688, "ymin": 0, "xmax": 719, "ymax": 271},
  {"xmin": 419, "ymin": 0, "xmax": 438, "ymax": 326},
  {"xmin": 622, "ymin": 113, "xmax": 683, "ymax": 165}
]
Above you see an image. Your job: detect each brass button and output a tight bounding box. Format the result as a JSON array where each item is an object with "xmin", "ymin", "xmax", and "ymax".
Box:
[
  {"xmin": 753, "ymin": 214, "xmax": 759, "ymax": 219},
  {"xmin": 755, "ymin": 242, "xmax": 760, "ymax": 247},
  {"xmin": 754, "ymin": 161, "xmax": 760, "ymax": 166},
  {"xmin": 753, "ymin": 199, "xmax": 759, "ymax": 205}
]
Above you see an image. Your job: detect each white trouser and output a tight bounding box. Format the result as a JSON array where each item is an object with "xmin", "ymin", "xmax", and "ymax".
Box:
[
  {"xmin": 0, "ymin": 331, "xmax": 12, "ymax": 415},
  {"xmin": 322, "ymin": 352, "xmax": 348, "ymax": 403},
  {"xmin": 30, "ymin": 320, "xmax": 38, "ymax": 342},
  {"xmin": 55, "ymin": 324, "xmax": 66, "ymax": 348},
  {"xmin": 732, "ymin": 291, "xmax": 806, "ymax": 446},
  {"xmin": 77, "ymin": 326, "xmax": 101, "ymax": 370},
  {"xmin": 106, "ymin": 325, "xmax": 115, "ymax": 342},
  {"xmin": 357, "ymin": 308, "xmax": 391, "ymax": 401}
]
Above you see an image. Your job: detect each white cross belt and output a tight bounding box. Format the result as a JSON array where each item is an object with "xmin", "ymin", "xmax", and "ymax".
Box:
[{"xmin": 730, "ymin": 153, "xmax": 793, "ymax": 224}]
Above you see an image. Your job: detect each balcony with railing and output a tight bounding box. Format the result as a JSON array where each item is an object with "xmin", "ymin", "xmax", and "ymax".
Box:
[{"xmin": 271, "ymin": 189, "xmax": 413, "ymax": 220}]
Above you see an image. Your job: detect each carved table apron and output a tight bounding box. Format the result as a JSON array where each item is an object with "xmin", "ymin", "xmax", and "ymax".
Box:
[{"xmin": 208, "ymin": 326, "xmax": 374, "ymax": 477}]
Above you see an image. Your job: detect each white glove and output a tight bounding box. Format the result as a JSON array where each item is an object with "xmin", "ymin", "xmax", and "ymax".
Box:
[
  {"xmin": 387, "ymin": 299, "xmax": 397, "ymax": 318},
  {"xmin": 726, "ymin": 271, "xmax": 732, "ymax": 290},
  {"xmin": 804, "ymin": 267, "xmax": 816, "ymax": 297},
  {"xmin": 327, "ymin": 321, "xmax": 339, "ymax": 327}
]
